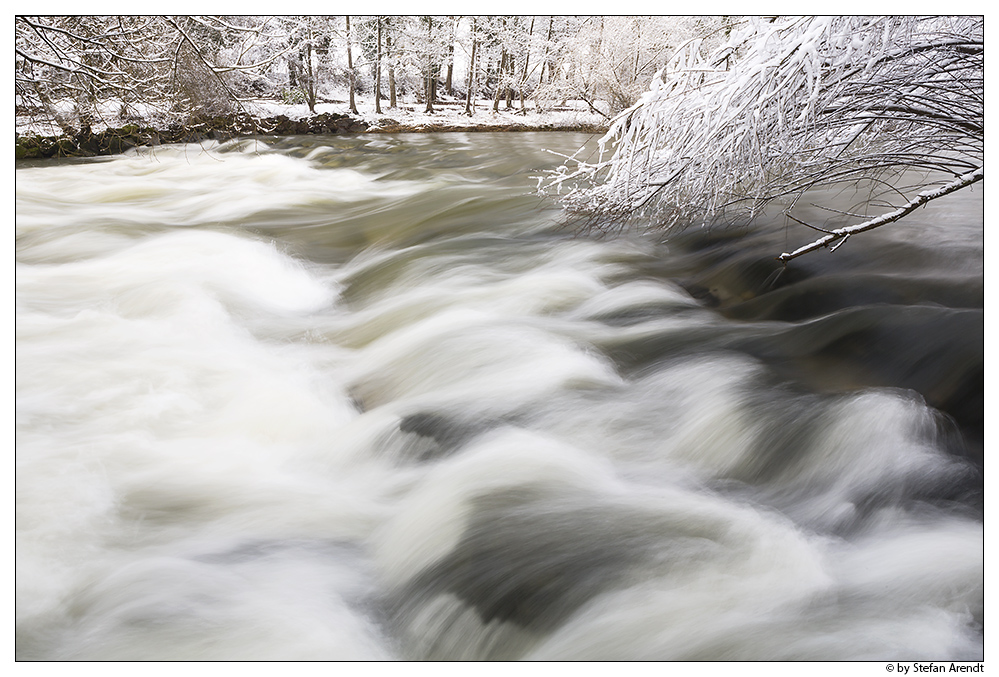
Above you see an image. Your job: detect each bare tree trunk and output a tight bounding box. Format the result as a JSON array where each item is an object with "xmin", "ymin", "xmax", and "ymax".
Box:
[
  {"xmin": 445, "ymin": 54, "xmax": 453, "ymax": 97},
  {"xmin": 305, "ymin": 42, "xmax": 316, "ymax": 113},
  {"xmin": 505, "ymin": 59, "xmax": 514, "ymax": 108},
  {"xmin": 33, "ymin": 82, "xmax": 77, "ymax": 137},
  {"xmin": 493, "ymin": 52, "xmax": 506, "ymax": 112},
  {"xmin": 587, "ymin": 17, "xmax": 604, "ymax": 104},
  {"xmin": 504, "ymin": 21, "xmax": 515, "ymax": 110},
  {"xmin": 374, "ymin": 18, "xmax": 382, "ymax": 115},
  {"xmin": 345, "ymin": 16, "xmax": 358, "ymax": 115},
  {"xmin": 519, "ymin": 16, "xmax": 535, "ymax": 113},
  {"xmin": 445, "ymin": 17, "xmax": 457, "ymax": 96},
  {"xmin": 75, "ymin": 47, "xmax": 99, "ymax": 131},
  {"xmin": 535, "ymin": 16, "xmax": 554, "ymax": 113},
  {"xmin": 424, "ymin": 17, "xmax": 435, "ymax": 114},
  {"xmin": 314, "ymin": 29, "xmax": 330, "ymax": 110},
  {"xmin": 464, "ymin": 18, "xmax": 477, "ymax": 116},
  {"xmin": 633, "ymin": 18, "xmax": 642, "ymax": 85},
  {"xmin": 386, "ymin": 19, "xmax": 396, "ymax": 108}
]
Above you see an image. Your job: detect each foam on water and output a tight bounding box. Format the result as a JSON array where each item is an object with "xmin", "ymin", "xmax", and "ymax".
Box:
[{"xmin": 16, "ymin": 135, "xmax": 982, "ymax": 660}]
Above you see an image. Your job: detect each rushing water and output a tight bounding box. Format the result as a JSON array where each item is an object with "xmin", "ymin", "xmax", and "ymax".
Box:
[{"xmin": 15, "ymin": 133, "xmax": 983, "ymax": 661}]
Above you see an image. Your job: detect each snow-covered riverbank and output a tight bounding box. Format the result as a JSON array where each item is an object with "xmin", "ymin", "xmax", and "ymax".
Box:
[
  {"xmin": 15, "ymin": 96, "xmax": 609, "ymax": 159},
  {"xmin": 248, "ymin": 97, "xmax": 608, "ymax": 132}
]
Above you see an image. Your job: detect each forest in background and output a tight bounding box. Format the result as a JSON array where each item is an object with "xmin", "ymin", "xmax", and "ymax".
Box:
[{"xmin": 15, "ymin": 16, "xmax": 732, "ymax": 137}]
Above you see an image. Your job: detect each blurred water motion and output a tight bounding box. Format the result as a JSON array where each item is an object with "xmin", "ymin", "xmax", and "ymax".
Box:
[{"xmin": 16, "ymin": 133, "xmax": 983, "ymax": 660}]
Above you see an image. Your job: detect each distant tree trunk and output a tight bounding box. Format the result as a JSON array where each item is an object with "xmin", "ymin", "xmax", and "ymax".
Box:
[
  {"xmin": 519, "ymin": 16, "xmax": 535, "ymax": 113},
  {"xmin": 33, "ymin": 80, "xmax": 76, "ymax": 137},
  {"xmin": 445, "ymin": 17, "xmax": 456, "ymax": 96},
  {"xmin": 445, "ymin": 55, "xmax": 454, "ymax": 97},
  {"xmin": 503, "ymin": 17, "xmax": 519, "ymax": 109},
  {"xmin": 314, "ymin": 30, "xmax": 330, "ymax": 107},
  {"xmin": 464, "ymin": 18, "xmax": 478, "ymax": 116},
  {"xmin": 386, "ymin": 19, "xmax": 396, "ymax": 108},
  {"xmin": 424, "ymin": 17, "xmax": 435, "ymax": 114},
  {"xmin": 374, "ymin": 19, "xmax": 383, "ymax": 114},
  {"xmin": 633, "ymin": 18, "xmax": 642, "ymax": 84},
  {"xmin": 545, "ymin": 16, "xmax": 555, "ymax": 82},
  {"xmin": 505, "ymin": 63, "xmax": 513, "ymax": 108},
  {"xmin": 345, "ymin": 16, "xmax": 358, "ymax": 115},
  {"xmin": 587, "ymin": 17, "xmax": 604, "ymax": 104},
  {"xmin": 76, "ymin": 47, "xmax": 99, "ymax": 130},
  {"xmin": 504, "ymin": 53, "xmax": 514, "ymax": 107},
  {"xmin": 304, "ymin": 42, "xmax": 316, "ymax": 113},
  {"xmin": 535, "ymin": 16, "xmax": 554, "ymax": 113},
  {"xmin": 493, "ymin": 52, "xmax": 506, "ymax": 112}
]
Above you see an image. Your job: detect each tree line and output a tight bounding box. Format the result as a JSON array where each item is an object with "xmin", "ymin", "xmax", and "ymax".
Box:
[{"xmin": 15, "ymin": 15, "xmax": 731, "ymax": 136}]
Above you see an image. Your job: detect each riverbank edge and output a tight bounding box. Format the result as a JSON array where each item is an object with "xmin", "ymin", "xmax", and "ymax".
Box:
[{"xmin": 14, "ymin": 111, "xmax": 609, "ymax": 159}]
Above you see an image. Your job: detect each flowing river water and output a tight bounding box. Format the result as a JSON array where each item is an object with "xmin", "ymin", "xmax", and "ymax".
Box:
[{"xmin": 15, "ymin": 133, "xmax": 983, "ymax": 661}]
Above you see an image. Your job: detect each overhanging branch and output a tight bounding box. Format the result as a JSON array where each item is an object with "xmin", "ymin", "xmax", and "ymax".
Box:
[{"xmin": 777, "ymin": 167, "xmax": 983, "ymax": 262}]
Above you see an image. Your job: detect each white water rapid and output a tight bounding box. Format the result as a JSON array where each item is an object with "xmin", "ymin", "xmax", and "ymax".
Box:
[{"xmin": 16, "ymin": 134, "xmax": 983, "ymax": 661}]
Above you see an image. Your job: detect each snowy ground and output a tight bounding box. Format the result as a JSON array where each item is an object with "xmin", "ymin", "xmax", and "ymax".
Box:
[
  {"xmin": 249, "ymin": 96, "xmax": 607, "ymax": 131},
  {"xmin": 16, "ymin": 95, "xmax": 609, "ymax": 138}
]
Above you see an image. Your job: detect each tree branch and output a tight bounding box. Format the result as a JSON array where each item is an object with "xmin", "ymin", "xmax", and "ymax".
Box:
[{"xmin": 777, "ymin": 167, "xmax": 983, "ymax": 262}]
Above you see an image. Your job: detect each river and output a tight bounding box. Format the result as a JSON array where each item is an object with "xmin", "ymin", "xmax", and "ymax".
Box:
[{"xmin": 15, "ymin": 132, "xmax": 983, "ymax": 660}]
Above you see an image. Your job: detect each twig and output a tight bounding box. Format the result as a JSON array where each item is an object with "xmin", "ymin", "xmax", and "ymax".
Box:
[{"xmin": 778, "ymin": 167, "xmax": 983, "ymax": 262}]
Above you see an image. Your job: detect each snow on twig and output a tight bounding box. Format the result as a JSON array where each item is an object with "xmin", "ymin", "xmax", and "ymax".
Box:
[
  {"xmin": 541, "ymin": 16, "xmax": 984, "ymax": 258},
  {"xmin": 777, "ymin": 166, "xmax": 983, "ymax": 261}
]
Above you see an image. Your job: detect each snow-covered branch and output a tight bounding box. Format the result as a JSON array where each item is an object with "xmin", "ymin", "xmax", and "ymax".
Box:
[
  {"xmin": 777, "ymin": 166, "xmax": 983, "ymax": 262},
  {"xmin": 541, "ymin": 16, "xmax": 984, "ymax": 259}
]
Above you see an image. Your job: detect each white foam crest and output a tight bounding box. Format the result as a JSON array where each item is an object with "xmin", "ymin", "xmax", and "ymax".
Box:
[
  {"xmin": 15, "ymin": 229, "xmax": 140, "ymax": 265},
  {"xmin": 333, "ymin": 267, "xmax": 608, "ymax": 349},
  {"xmin": 16, "ymin": 230, "xmax": 382, "ymax": 608},
  {"xmin": 340, "ymin": 236, "xmax": 641, "ymax": 305},
  {"xmin": 18, "ymin": 230, "xmax": 335, "ymax": 319},
  {"xmin": 16, "ymin": 448, "xmax": 119, "ymax": 638},
  {"xmin": 832, "ymin": 516, "xmax": 983, "ymax": 617},
  {"xmin": 569, "ymin": 278, "xmax": 701, "ymax": 320},
  {"xmin": 17, "ymin": 318, "xmax": 374, "ymax": 537},
  {"xmin": 16, "ymin": 147, "xmax": 422, "ymax": 235},
  {"xmin": 17, "ymin": 281, "xmax": 360, "ymax": 477},
  {"xmin": 17, "ymin": 280, "xmax": 386, "ymax": 657},
  {"xmin": 539, "ymin": 355, "xmax": 765, "ymax": 478},
  {"xmin": 527, "ymin": 498, "xmax": 982, "ymax": 660},
  {"xmin": 768, "ymin": 391, "xmax": 968, "ymax": 527},
  {"xmin": 530, "ymin": 578, "xmax": 980, "ymax": 660},
  {"xmin": 47, "ymin": 553, "xmax": 389, "ymax": 660},
  {"xmin": 346, "ymin": 307, "xmax": 621, "ymax": 411}
]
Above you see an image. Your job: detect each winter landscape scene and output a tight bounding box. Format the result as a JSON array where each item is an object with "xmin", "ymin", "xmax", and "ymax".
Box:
[{"xmin": 15, "ymin": 15, "xmax": 984, "ymax": 663}]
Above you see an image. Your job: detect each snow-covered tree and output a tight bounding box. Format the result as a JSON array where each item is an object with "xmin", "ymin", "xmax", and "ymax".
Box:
[
  {"xmin": 15, "ymin": 16, "xmax": 293, "ymax": 132},
  {"xmin": 542, "ymin": 16, "xmax": 984, "ymax": 261},
  {"xmin": 532, "ymin": 16, "xmax": 730, "ymax": 118}
]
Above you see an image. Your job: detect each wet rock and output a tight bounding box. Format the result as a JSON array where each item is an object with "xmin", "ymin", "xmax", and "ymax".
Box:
[
  {"xmin": 398, "ymin": 412, "xmax": 508, "ymax": 462},
  {"xmin": 384, "ymin": 486, "xmax": 727, "ymax": 659}
]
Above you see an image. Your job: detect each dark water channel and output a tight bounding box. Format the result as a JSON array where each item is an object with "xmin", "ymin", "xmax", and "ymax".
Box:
[{"xmin": 15, "ymin": 133, "xmax": 983, "ymax": 660}]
